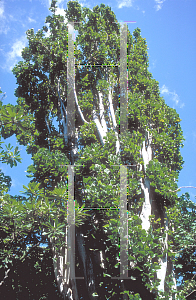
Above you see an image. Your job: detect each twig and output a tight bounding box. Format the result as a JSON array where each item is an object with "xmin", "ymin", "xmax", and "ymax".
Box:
[
  {"xmin": 191, "ymin": 273, "xmax": 196, "ymax": 281},
  {"xmin": 170, "ymin": 186, "xmax": 196, "ymax": 193},
  {"xmin": 185, "ymin": 289, "xmax": 196, "ymax": 298},
  {"xmin": 0, "ymin": 269, "xmax": 10, "ymax": 286}
]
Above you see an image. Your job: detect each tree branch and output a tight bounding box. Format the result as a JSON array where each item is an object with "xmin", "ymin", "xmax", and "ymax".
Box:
[
  {"xmin": 185, "ymin": 289, "xmax": 196, "ymax": 299},
  {"xmin": 92, "ymin": 109, "xmax": 106, "ymax": 146},
  {"xmin": 64, "ymin": 76, "xmax": 89, "ymax": 124},
  {"xmin": 74, "ymin": 87, "xmax": 90, "ymax": 124},
  {"xmin": 0, "ymin": 268, "xmax": 10, "ymax": 286},
  {"xmin": 170, "ymin": 186, "xmax": 196, "ymax": 193},
  {"xmin": 98, "ymin": 91, "xmax": 107, "ymax": 135},
  {"xmin": 108, "ymin": 88, "xmax": 119, "ymax": 154}
]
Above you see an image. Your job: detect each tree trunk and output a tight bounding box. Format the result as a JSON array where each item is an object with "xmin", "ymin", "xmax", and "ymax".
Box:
[{"xmin": 50, "ymin": 21, "xmax": 176, "ymax": 300}]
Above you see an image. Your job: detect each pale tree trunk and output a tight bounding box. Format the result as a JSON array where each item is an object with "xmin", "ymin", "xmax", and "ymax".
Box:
[
  {"xmin": 51, "ymin": 108, "xmax": 176, "ymax": 298},
  {"xmin": 140, "ymin": 131, "xmax": 168, "ymax": 292},
  {"xmin": 52, "ymin": 77, "xmax": 123, "ymax": 299},
  {"xmin": 140, "ymin": 131, "xmax": 176, "ymax": 296},
  {"xmin": 52, "ymin": 83, "xmax": 175, "ymax": 300},
  {"xmin": 50, "ymin": 21, "xmax": 105, "ymax": 298},
  {"xmin": 140, "ymin": 131, "xmax": 153, "ymax": 231},
  {"xmin": 50, "ymin": 22, "xmax": 176, "ymax": 299}
]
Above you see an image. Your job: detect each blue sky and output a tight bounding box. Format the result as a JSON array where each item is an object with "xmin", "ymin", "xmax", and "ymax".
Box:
[{"xmin": 0, "ymin": 0, "xmax": 196, "ymax": 201}]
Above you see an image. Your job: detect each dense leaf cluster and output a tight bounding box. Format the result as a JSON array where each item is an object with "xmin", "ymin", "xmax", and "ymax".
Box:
[{"xmin": 0, "ymin": 1, "xmax": 195, "ymax": 299}]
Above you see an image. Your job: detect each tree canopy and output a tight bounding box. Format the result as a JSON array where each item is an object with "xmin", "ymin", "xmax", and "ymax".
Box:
[{"xmin": 0, "ymin": 1, "xmax": 196, "ymax": 299}]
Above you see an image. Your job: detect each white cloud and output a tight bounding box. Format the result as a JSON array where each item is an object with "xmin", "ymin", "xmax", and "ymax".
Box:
[
  {"xmin": 41, "ymin": 0, "xmax": 67, "ymax": 19},
  {"xmin": 46, "ymin": 0, "xmax": 51, "ymax": 7},
  {"xmin": 56, "ymin": 7, "xmax": 66, "ymax": 18},
  {"xmin": 11, "ymin": 179, "xmax": 16, "ymax": 188},
  {"xmin": 41, "ymin": 0, "xmax": 88, "ymax": 13},
  {"xmin": 9, "ymin": 38, "xmax": 26, "ymax": 59},
  {"xmin": 118, "ymin": 0, "xmax": 134, "ymax": 9},
  {"xmin": 4, "ymin": 36, "xmax": 27, "ymax": 71},
  {"xmin": 148, "ymin": 59, "xmax": 156, "ymax": 71},
  {"xmin": 160, "ymin": 84, "xmax": 169, "ymax": 94},
  {"xmin": 180, "ymin": 102, "xmax": 185, "ymax": 109},
  {"xmin": 44, "ymin": 27, "xmax": 51, "ymax": 37},
  {"xmin": 28, "ymin": 17, "xmax": 36, "ymax": 23},
  {"xmin": 0, "ymin": 0, "xmax": 10, "ymax": 34},
  {"xmin": 0, "ymin": 21, "xmax": 9, "ymax": 34},
  {"xmin": 40, "ymin": 0, "xmax": 51, "ymax": 8},
  {"xmin": 160, "ymin": 84, "xmax": 185, "ymax": 108},
  {"xmin": 0, "ymin": 0, "xmax": 4, "ymax": 17},
  {"xmin": 154, "ymin": 0, "xmax": 166, "ymax": 11}
]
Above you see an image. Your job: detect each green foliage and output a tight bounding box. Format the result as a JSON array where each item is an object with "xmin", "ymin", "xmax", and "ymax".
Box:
[
  {"xmin": 79, "ymin": 121, "xmax": 99, "ymax": 146},
  {"xmin": 166, "ymin": 193, "xmax": 196, "ymax": 298},
  {"xmin": 0, "ymin": 142, "xmax": 21, "ymax": 167},
  {"xmin": 0, "ymin": 2, "xmax": 192, "ymax": 299},
  {"xmin": 26, "ymin": 147, "xmax": 69, "ymax": 190},
  {"xmin": 146, "ymin": 159, "xmax": 178, "ymax": 206}
]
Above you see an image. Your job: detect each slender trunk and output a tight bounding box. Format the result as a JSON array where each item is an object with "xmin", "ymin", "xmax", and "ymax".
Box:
[
  {"xmin": 140, "ymin": 133, "xmax": 153, "ymax": 231},
  {"xmin": 139, "ymin": 132, "xmax": 176, "ymax": 295},
  {"xmin": 98, "ymin": 91, "xmax": 108, "ymax": 135},
  {"xmin": 76, "ymin": 229, "xmax": 98, "ymax": 300},
  {"xmin": 92, "ymin": 109, "xmax": 107, "ymax": 146},
  {"xmin": 108, "ymin": 88, "xmax": 120, "ymax": 153}
]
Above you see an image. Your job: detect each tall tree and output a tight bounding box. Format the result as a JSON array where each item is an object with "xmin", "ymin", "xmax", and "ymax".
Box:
[{"xmin": 6, "ymin": 0, "xmax": 189, "ymax": 299}]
